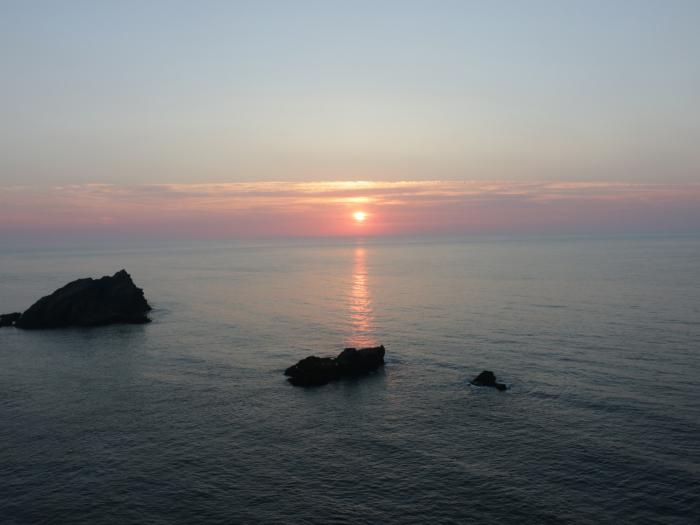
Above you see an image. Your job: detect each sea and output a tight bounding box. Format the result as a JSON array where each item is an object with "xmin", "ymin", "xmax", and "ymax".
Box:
[{"xmin": 1, "ymin": 235, "xmax": 699, "ymax": 524}]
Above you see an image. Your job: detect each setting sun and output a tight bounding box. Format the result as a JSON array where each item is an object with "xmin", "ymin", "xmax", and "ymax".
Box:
[{"xmin": 353, "ymin": 211, "xmax": 367, "ymax": 222}]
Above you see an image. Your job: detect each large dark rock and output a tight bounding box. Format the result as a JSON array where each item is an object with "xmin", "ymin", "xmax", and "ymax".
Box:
[
  {"xmin": 7, "ymin": 270, "xmax": 151, "ymax": 329},
  {"xmin": 471, "ymin": 370, "xmax": 507, "ymax": 391},
  {"xmin": 0, "ymin": 312, "xmax": 21, "ymax": 328},
  {"xmin": 285, "ymin": 345, "xmax": 385, "ymax": 386}
]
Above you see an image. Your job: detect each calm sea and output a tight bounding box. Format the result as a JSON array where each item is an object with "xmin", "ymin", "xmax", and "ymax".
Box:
[{"xmin": 1, "ymin": 236, "xmax": 699, "ymax": 524}]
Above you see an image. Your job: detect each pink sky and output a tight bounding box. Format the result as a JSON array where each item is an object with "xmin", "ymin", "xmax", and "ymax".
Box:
[{"xmin": 2, "ymin": 180, "xmax": 699, "ymax": 240}]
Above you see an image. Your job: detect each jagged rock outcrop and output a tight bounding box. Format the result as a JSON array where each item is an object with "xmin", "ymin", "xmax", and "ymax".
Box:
[
  {"xmin": 471, "ymin": 370, "xmax": 507, "ymax": 391},
  {"xmin": 285, "ymin": 345, "xmax": 385, "ymax": 386},
  {"xmin": 2, "ymin": 270, "xmax": 151, "ymax": 329}
]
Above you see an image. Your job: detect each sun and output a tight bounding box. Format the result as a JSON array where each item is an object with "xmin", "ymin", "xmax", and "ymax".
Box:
[{"xmin": 353, "ymin": 211, "xmax": 367, "ymax": 222}]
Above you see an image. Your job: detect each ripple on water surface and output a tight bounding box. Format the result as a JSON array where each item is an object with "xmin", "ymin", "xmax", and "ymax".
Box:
[{"xmin": 1, "ymin": 237, "xmax": 699, "ymax": 524}]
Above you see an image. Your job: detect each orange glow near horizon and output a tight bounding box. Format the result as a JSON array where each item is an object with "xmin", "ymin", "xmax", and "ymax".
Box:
[
  {"xmin": 353, "ymin": 211, "xmax": 367, "ymax": 222},
  {"xmin": 2, "ymin": 180, "xmax": 700, "ymax": 239}
]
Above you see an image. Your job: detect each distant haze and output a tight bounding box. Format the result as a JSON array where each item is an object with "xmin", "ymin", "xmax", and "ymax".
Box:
[
  {"xmin": 1, "ymin": 2, "xmax": 699, "ymax": 238},
  {"xmin": 2, "ymin": 181, "xmax": 699, "ymax": 240}
]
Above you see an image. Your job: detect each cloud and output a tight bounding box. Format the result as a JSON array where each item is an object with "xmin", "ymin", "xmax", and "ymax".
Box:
[{"xmin": 1, "ymin": 180, "xmax": 699, "ymax": 239}]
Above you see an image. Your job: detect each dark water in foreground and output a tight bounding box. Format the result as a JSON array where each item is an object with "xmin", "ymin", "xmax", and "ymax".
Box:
[{"xmin": 1, "ymin": 236, "xmax": 699, "ymax": 524}]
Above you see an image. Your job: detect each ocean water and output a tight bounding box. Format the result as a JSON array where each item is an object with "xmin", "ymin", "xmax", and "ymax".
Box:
[{"xmin": 1, "ymin": 236, "xmax": 699, "ymax": 524}]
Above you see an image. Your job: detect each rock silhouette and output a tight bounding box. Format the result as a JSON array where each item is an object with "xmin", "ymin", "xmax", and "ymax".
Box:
[
  {"xmin": 285, "ymin": 345, "xmax": 385, "ymax": 386},
  {"xmin": 0, "ymin": 312, "xmax": 21, "ymax": 328},
  {"xmin": 4, "ymin": 270, "xmax": 151, "ymax": 329},
  {"xmin": 471, "ymin": 370, "xmax": 507, "ymax": 391}
]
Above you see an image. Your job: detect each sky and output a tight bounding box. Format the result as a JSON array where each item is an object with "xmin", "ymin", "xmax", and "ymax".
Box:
[{"xmin": 1, "ymin": 1, "xmax": 699, "ymax": 239}]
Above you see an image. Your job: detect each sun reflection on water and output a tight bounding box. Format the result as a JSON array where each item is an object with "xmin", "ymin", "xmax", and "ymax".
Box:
[{"xmin": 348, "ymin": 246, "xmax": 376, "ymax": 347}]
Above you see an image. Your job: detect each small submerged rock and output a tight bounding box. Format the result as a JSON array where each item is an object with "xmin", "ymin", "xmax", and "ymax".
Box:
[
  {"xmin": 285, "ymin": 345, "xmax": 385, "ymax": 386},
  {"xmin": 471, "ymin": 370, "xmax": 508, "ymax": 391},
  {"xmin": 2, "ymin": 270, "xmax": 151, "ymax": 329}
]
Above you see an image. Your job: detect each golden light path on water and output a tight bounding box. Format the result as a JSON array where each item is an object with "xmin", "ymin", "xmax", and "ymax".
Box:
[{"xmin": 348, "ymin": 246, "xmax": 376, "ymax": 348}]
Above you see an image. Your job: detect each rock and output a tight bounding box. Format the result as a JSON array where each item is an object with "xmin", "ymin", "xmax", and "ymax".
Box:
[
  {"xmin": 285, "ymin": 345, "xmax": 385, "ymax": 386},
  {"xmin": 336, "ymin": 346, "xmax": 385, "ymax": 374},
  {"xmin": 284, "ymin": 356, "xmax": 340, "ymax": 386},
  {"xmin": 9, "ymin": 270, "xmax": 151, "ymax": 329},
  {"xmin": 0, "ymin": 312, "xmax": 21, "ymax": 328},
  {"xmin": 471, "ymin": 370, "xmax": 507, "ymax": 391}
]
